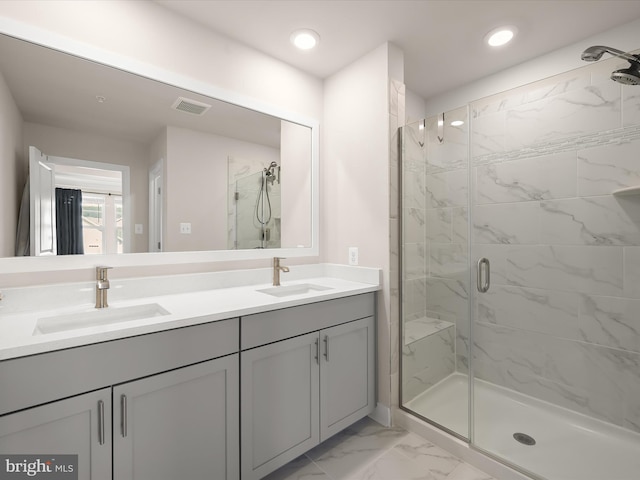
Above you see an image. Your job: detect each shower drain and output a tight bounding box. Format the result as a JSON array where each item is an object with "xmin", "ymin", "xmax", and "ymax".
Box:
[{"xmin": 513, "ymin": 432, "xmax": 536, "ymax": 446}]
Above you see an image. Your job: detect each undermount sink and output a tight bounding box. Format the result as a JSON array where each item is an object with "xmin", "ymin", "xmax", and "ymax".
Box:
[
  {"xmin": 257, "ymin": 283, "xmax": 333, "ymax": 298},
  {"xmin": 33, "ymin": 303, "xmax": 170, "ymax": 335}
]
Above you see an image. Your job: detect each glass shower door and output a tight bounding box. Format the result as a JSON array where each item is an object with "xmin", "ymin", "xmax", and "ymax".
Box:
[
  {"xmin": 469, "ymin": 63, "xmax": 640, "ymax": 480},
  {"xmin": 400, "ymin": 107, "xmax": 471, "ymax": 439}
]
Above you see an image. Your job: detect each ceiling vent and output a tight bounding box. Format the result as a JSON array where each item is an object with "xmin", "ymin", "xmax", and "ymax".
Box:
[{"xmin": 171, "ymin": 97, "xmax": 211, "ymax": 116}]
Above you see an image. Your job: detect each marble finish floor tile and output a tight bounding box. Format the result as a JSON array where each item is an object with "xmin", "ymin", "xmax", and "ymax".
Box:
[
  {"xmin": 306, "ymin": 417, "xmax": 410, "ymax": 479},
  {"xmin": 394, "ymin": 433, "xmax": 463, "ymax": 480},
  {"xmin": 445, "ymin": 463, "xmax": 495, "ymax": 480},
  {"xmin": 267, "ymin": 417, "xmax": 497, "ymax": 480},
  {"xmin": 345, "ymin": 449, "xmax": 438, "ymax": 480},
  {"xmin": 263, "ymin": 455, "xmax": 332, "ymax": 480}
]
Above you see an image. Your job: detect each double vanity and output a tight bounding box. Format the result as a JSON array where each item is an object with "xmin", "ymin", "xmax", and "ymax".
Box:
[{"xmin": 0, "ymin": 263, "xmax": 380, "ymax": 480}]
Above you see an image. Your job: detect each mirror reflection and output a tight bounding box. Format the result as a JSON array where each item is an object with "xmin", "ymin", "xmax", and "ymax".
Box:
[{"xmin": 0, "ymin": 34, "xmax": 312, "ymax": 258}]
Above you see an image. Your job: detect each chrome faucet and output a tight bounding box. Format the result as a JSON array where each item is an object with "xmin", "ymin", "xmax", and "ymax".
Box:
[
  {"xmin": 95, "ymin": 266, "xmax": 112, "ymax": 308},
  {"xmin": 272, "ymin": 257, "xmax": 290, "ymax": 286}
]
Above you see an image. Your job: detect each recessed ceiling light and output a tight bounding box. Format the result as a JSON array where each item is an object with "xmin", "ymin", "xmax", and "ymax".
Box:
[
  {"xmin": 486, "ymin": 26, "xmax": 517, "ymax": 47},
  {"xmin": 450, "ymin": 120, "xmax": 464, "ymax": 127},
  {"xmin": 290, "ymin": 29, "xmax": 320, "ymax": 50}
]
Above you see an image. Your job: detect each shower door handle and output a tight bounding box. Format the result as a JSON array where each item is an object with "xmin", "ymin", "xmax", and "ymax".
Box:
[{"xmin": 477, "ymin": 258, "xmax": 490, "ymax": 293}]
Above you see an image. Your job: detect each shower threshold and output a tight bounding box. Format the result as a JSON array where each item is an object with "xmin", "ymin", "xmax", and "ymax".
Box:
[{"xmin": 405, "ymin": 373, "xmax": 640, "ymax": 480}]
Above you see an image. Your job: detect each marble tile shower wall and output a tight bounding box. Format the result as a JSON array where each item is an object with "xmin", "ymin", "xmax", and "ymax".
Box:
[{"xmin": 471, "ymin": 69, "xmax": 640, "ymax": 433}]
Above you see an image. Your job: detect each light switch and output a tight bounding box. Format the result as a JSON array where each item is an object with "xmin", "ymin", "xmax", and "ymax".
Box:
[{"xmin": 135, "ymin": 224, "xmax": 143, "ymax": 235}]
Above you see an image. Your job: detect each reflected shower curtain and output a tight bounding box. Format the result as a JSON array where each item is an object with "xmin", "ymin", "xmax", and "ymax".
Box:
[{"xmin": 55, "ymin": 188, "xmax": 84, "ymax": 255}]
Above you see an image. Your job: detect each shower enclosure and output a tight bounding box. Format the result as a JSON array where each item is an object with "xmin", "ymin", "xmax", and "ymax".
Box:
[
  {"xmin": 400, "ymin": 54, "xmax": 640, "ymax": 480},
  {"xmin": 232, "ymin": 163, "xmax": 281, "ymax": 249}
]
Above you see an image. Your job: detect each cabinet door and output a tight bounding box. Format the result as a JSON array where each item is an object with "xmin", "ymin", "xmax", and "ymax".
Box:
[
  {"xmin": 320, "ymin": 316, "xmax": 375, "ymax": 441},
  {"xmin": 0, "ymin": 388, "xmax": 112, "ymax": 479},
  {"xmin": 241, "ymin": 332, "xmax": 320, "ymax": 480},
  {"xmin": 113, "ymin": 355, "xmax": 239, "ymax": 480}
]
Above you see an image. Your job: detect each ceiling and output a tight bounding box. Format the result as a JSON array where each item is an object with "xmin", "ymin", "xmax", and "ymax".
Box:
[
  {"xmin": 0, "ymin": 33, "xmax": 284, "ymax": 146},
  {"xmin": 155, "ymin": 0, "xmax": 640, "ymax": 100}
]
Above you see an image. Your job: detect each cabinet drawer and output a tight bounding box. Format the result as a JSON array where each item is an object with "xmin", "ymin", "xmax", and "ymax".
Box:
[
  {"xmin": 241, "ymin": 293, "xmax": 374, "ymax": 350},
  {"xmin": 0, "ymin": 317, "xmax": 238, "ymax": 416}
]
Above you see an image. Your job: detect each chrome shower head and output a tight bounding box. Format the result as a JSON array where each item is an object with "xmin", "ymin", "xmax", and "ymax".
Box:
[
  {"xmin": 611, "ymin": 65, "xmax": 640, "ymax": 85},
  {"xmin": 581, "ymin": 45, "xmax": 640, "ymax": 85}
]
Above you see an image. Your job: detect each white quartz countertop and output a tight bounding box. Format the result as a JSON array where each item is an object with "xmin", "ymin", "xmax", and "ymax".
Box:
[{"xmin": 0, "ymin": 264, "xmax": 381, "ymax": 361}]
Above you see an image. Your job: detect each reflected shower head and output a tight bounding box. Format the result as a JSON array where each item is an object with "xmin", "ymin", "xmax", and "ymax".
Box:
[
  {"xmin": 581, "ymin": 45, "xmax": 640, "ymax": 85},
  {"xmin": 263, "ymin": 161, "xmax": 280, "ymax": 184}
]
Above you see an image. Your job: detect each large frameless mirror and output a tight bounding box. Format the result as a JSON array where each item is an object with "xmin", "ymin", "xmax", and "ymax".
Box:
[{"xmin": 0, "ymin": 24, "xmax": 318, "ymax": 273}]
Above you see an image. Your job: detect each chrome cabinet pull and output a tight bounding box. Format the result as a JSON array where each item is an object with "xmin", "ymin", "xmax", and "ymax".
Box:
[
  {"xmin": 121, "ymin": 394, "xmax": 128, "ymax": 437},
  {"xmin": 323, "ymin": 335, "xmax": 329, "ymax": 361},
  {"xmin": 314, "ymin": 338, "xmax": 319, "ymax": 365},
  {"xmin": 97, "ymin": 400, "xmax": 105, "ymax": 445},
  {"xmin": 477, "ymin": 258, "xmax": 490, "ymax": 293}
]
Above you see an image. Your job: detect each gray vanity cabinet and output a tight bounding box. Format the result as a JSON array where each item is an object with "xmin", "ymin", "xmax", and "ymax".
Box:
[
  {"xmin": 240, "ymin": 294, "xmax": 376, "ymax": 480},
  {"xmin": 113, "ymin": 354, "xmax": 239, "ymax": 480},
  {"xmin": 0, "ymin": 388, "xmax": 112, "ymax": 479},
  {"xmin": 0, "ymin": 317, "xmax": 239, "ymax": 480},
  {"xmin": 0, "ymin": 292, "xmax": 376, "ymax": 480}
]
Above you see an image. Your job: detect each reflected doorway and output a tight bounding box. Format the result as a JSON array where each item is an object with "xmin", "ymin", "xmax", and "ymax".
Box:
[{"xmin": 28, "ymin": 146, "xmax": 130, "ymax": 256}]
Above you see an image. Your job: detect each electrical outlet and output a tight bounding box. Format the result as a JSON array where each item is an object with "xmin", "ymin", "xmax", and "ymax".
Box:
[
  {"xmin": 180, "ymin": 222, "xmax": 192, "ymax": 234},
  {"xmin": 348, "ymin": 247, "xmax": 359, "ymax": 266}
]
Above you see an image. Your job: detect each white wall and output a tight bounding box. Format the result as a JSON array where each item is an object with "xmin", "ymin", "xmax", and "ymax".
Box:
[
  {"xmin": 322, "ymin": 43, "xmax": 390, "ymax": 268},
  {"xmin": 23, "ymin": 122, "xmax": 149, "ymax": 253},
  {"xmin": 0, "ymin": 70, "xmax": 23, "ymax": 257},
  {"xmin": 280, "ymin": 121, "xmax": 312, "ymax": 248},
  {"xmin": 322, "ymin": 42, "xmax": 404, "ymax": 413}
]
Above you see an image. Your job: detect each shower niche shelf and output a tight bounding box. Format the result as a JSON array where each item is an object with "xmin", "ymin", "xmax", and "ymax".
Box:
[{"xmin": 612, "ymin": 186, "xmax": 640, "ymax": 196}]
